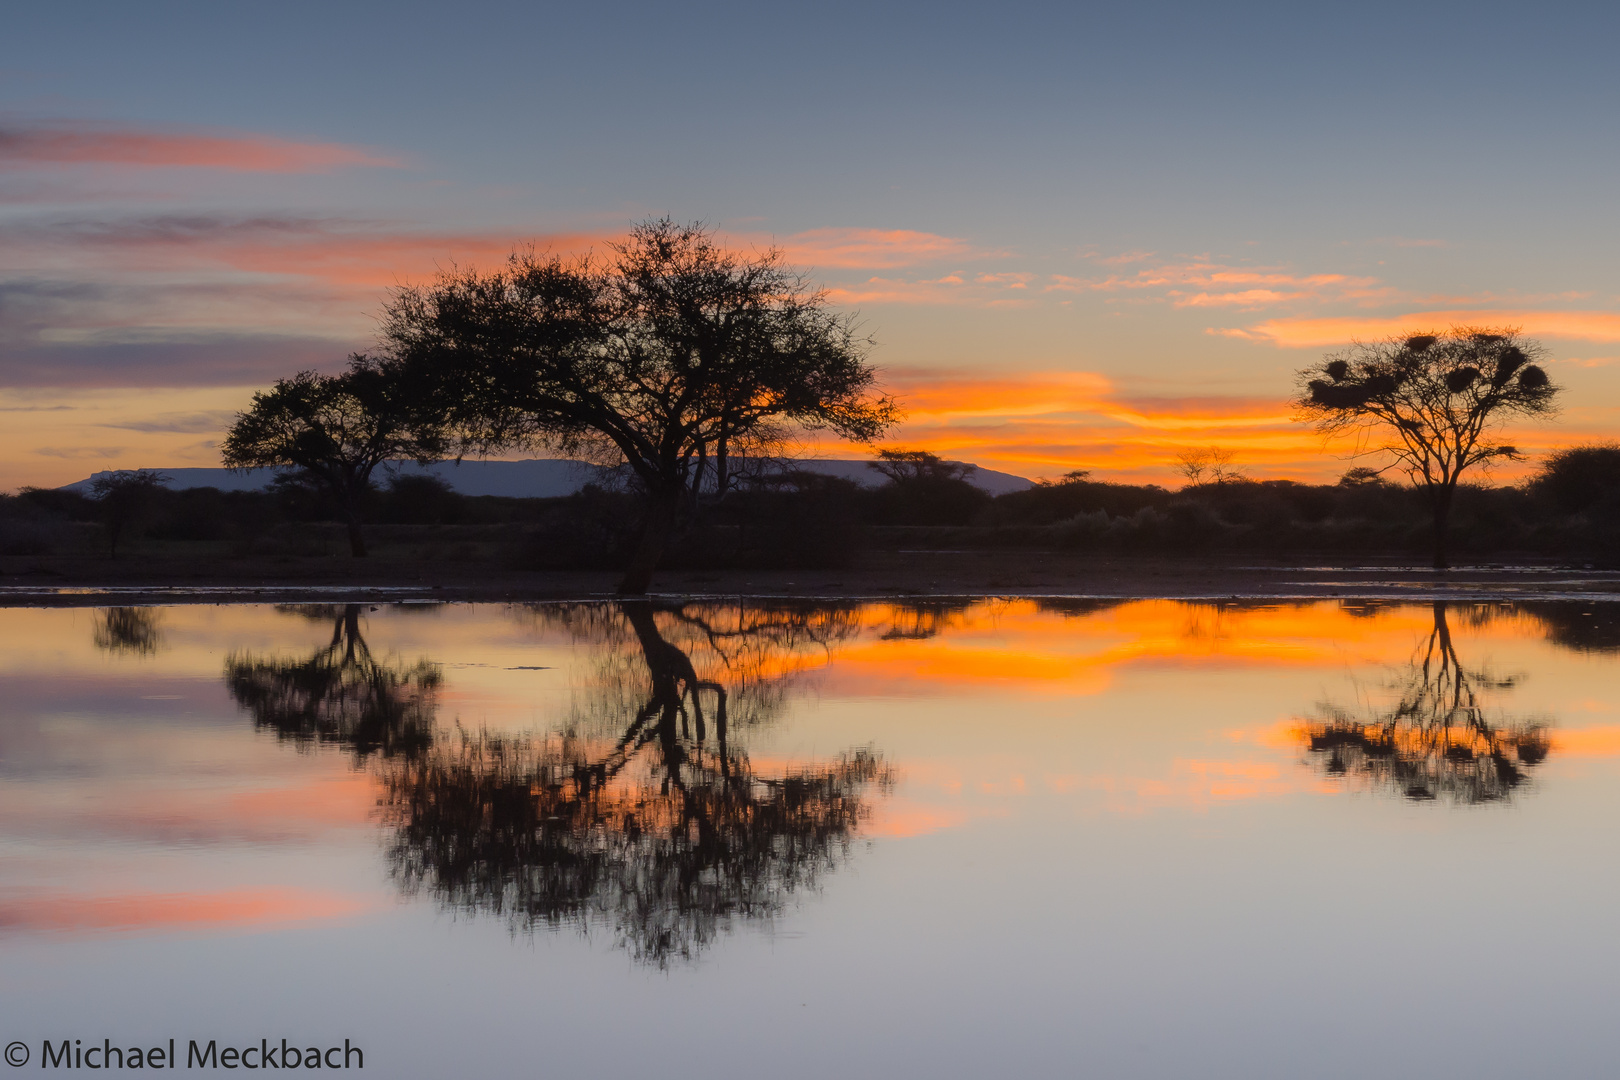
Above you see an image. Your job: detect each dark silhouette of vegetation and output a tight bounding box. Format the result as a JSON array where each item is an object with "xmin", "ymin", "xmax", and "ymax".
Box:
[
  {"xmin": 1298, "ymin": 602, "xmax": 1551, "ymax": 803},
  {"xmin": 1531, "ymin": 442, "xmax": 1620, "ymax": 525},
  {"xmin": 221, "ymin": 357, "xmax": 446, "ymax": 557},
  {"xmin": 379, "ymin": 600, "xmax": 892, "ymax": 966},
  {"xmin": 379, "ymin": 218, "xmax": 898, "ymax": 594},
  {"xmin": 12, "ymin": 455, "xmax": 1620, "ymax": 568},
  {"xmin": 224, "ymin": 604, "xmax": 441, "ymax": 760},
  {"xmin": 866, "ymin": 448, "xmax": 992, "ymax": 525},
  {"xmin": 90, "ymin": 469, "xmax": 170, "ymax": 558},
  {"xmin": 1294, "ymin": 328, "xmax": 1560, "ymax": 568},
  {"xmin": 93, "ymin": 607, "xmax": 162, "ymax": 655}
]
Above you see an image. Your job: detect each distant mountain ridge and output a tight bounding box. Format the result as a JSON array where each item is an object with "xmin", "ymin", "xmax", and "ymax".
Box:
[{"xmin": 63, "ymin": 458, "xmax": 1035, "ymax": 498}]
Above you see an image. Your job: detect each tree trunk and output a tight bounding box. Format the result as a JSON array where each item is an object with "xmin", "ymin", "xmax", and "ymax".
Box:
[
  {"xmin": 1430, "ymin": 484, "xmax": 1454, "ymax": 570},
  {"xmin": 617, "ymin": 492, "xmax": 678, "ymax": 595},
  {"xmin": 346, "ymin": 517, "xmax": 368, "ymax": 558}
]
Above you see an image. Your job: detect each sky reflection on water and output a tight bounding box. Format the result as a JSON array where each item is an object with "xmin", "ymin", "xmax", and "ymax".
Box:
[{"xmin": 2, "ymin": 599, "xmax": 1619, "ymax": 1078}]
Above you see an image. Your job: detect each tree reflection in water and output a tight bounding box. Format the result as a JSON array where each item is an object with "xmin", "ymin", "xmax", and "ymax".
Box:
[
  {"xmin": 1300, "ymin": 602, "xmax": 1551, "ymax": 803},
  {"xmin": 93, "ymin": 607, "xmax": 163, "ymax": 656},
  {"xmin": 225, "ymin": 604, "xmax": 441, "ymax": 760},
  {"xmin": 381, "ymin": 601, "xmax": 893, "ymax": 967}
]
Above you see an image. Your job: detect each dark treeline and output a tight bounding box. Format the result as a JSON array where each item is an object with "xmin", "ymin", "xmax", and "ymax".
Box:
[{"xmin": 5, "ymin": 443, "xmax": 1619, "ymax": 567}]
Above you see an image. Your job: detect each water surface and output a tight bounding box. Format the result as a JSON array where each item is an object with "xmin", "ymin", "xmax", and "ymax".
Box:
[{"xmin": 2, "ymin": 599, "xmax": 1618, "ymax": 1078}]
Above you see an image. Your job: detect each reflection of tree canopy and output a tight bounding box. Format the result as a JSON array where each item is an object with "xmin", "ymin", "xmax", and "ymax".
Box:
[
  {"xmin": 224, "ymin": 604, "xmax": 440, "ymax": 759},
  {"xmin": 93, "ymin": 607, "xmax": 162, "ymax": 655},
  {"xmin": 1522, "ymin": 601, "xmax": 1620, "ymax": 654},
  {"xmin": 381, "ymin": 601, "xmax": 893, "ymax": 967},
  {"xmin": 1300, "ymin": 602, "xmax": 1550, "ymax": 804}
]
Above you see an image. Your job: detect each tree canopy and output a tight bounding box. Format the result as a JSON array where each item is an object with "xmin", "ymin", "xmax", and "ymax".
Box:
[
  {"xmin": 221, "ymin": 357, "xmax": 445, "ymax": 557},
  {"xmin": 1294, "ymin": 328, "xmax": 1559, "ymax": 567},
  {"xmin": 379, "ymin": 218, "xmax": 900, "ymax": 593}
]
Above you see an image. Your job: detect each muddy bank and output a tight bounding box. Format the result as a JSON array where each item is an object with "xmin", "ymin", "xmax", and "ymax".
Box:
[{"xmin": 3, "ymin": 549, "xmax": 1617, "ymax": 606}]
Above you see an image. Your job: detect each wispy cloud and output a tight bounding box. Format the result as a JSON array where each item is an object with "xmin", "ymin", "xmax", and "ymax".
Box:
[
  {"xmin": 105, "ymin": 410, "xmax": 238, "ymax": 434},
  {"xmin": 1219, "ymin": 309, "xmax": 1620, "ymax": 347},
  {"xmin": 1051, "ymin": 260, "xmax": 1397, "ymax": 310},
  {"xmin": 826, "ymin": 272, "xmax": 1037, "ymax": 307},
  {"xmin": 0, "ymin": 214, "xmax": 585, "ymax": 287},
  {"xmin": 0, "ymin": 120, "xmax": 401, "ymax": 173},
  {"xmin": 1081, "ymin": 249, "xmax": 1156, "ymax": 266},
  {"xmin": 773, "ymin": 227, "xmax": 983, "ymax": 270}
]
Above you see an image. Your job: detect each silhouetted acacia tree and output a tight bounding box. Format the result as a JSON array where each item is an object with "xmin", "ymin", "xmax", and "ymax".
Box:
[
  {"xmin": 224, "ymin": 604, "xmax": 441, "ymax": 760},
  {"xmin": 380, "ymin": 219, "xmax": 899, "ymax": 593},
  {"xmin": 1175, "ymin": 446, "xmax": 1247, "ymax": 487},
  {"xmin": 221, "ymin": 357, "xmax": 445, "ymax": 557},
  {"xmin": 379, "ymin": 600, "xmax": 892, "ymax": 966},
  {"xmin": 1294, "ymin": 328, "xmax": 1559, "ymax": 568},
  {"xmin": 89, "ymin": 469, "xmax": 169, "ymax": 558},
  {"xmin": 867, "ymin": 448, "xmax": 990, "ymax": 525},
  {"xmin": 1298, "ymin": 602, "xmax": 1550, "ymax": 804}
]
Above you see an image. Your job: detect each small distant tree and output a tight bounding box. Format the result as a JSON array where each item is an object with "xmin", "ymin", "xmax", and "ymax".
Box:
[
  {"xmin": 221, "ymin": 356, "xmax": 445, "ymax": 557},
  {"xmin": 867, "ymin": 448, "xmax": 990, "ymax": 525},
  {"xmin": 1295, "ymin": 328, "xmax": 1560, "ymax": 568},
  {"xmin": 1043, "ymin": 469, "xmax": 1093, "ymax": 486},
  {"xmin": 1175, "ymin": 446, "xmax": 1246, "ymax": 488},
  {"xmin": 89, "ymin": 469, "xmax": 169, "ymax": 558},
  {"xmin": 1337, "ymin": 466, "xmax": 1391, "ymax": 488}
]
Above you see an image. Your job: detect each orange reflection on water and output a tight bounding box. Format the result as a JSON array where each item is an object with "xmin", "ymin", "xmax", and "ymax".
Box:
[
  {"xmin": 824, "ymin": 600, "xmax": 1442, "ymax": 698},
  {"xmin": 0, "ymin": 888, "xmax": 374, "ymax": 935}
]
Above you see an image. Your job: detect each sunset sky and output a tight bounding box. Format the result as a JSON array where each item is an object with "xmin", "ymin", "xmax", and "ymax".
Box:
[{"xmin": 4, "ymin": 0, "xmax": 1620, "ymax": 489}]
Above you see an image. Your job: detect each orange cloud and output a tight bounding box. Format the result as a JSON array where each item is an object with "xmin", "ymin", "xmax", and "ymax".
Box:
[
  {"xmin": 860, "ymin": 370, "xmax": 1321, "ymax": 481},
  {"xmin": 1050, "ymin": 261, "xmax": 1396, "ymax": 310},
  {"xmin": 0, "ymin": 121, "xmax": 401, "ymax": 173},
  {"xmin": 0, "ymin": 888, "xmax": 374, "ymax": 935},
  {"xmin": 1221, "ymin": 310, "xmax": 1620, "ymax": 348}
]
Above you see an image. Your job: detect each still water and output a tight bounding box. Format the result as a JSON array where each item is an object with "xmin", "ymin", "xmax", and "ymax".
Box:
[{"xmin": 1, "ymin": 598, "xmax": 1618, "ymax": 1078}]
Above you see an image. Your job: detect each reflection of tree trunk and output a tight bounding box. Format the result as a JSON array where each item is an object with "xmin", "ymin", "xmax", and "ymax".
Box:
[
  {"xmin": 1430, "ymin": 484, "xmax": 1454, "ymax": 569},
  {"xmin": 1299, "ymin": 601, "xmax": 1549, "ymax": 803},
  {"xmin": 617, "ymin": 491, "xmax": 678, "ymax": 595},
  {"xmin": 621, "ymin": 602, "xmax": 725, "ymax": 756}
]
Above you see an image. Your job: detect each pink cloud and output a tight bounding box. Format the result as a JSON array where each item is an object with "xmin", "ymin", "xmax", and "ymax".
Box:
[
  {"xmin": 1050, "ymin": 260, "xmax": 1396, "ymax": 310},
  {"xmin": 1218, "ymin": 309, "xmax": 1620, "ymax": 347},
  {"xmin": 0, "ymin": 121, "xmax": 401, "ymax": 173},
  {"xmin": 772, "ymin": 227, "xmax": 980, "ymax": 269}
]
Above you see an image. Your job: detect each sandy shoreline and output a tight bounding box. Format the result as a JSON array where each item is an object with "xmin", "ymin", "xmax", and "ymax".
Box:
[{"xmin": 3, "ymin": 551, "xmax": 1617, "ymax": 606}]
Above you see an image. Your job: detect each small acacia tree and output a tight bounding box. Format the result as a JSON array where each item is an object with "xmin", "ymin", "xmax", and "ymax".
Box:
[
  {"xmin": 90, "ymin": 469, "xmax": 170, "ymax": 558},
  {"xmin": 222, "ymin": 356, "xmax": 444, "ymax": 557},
  {"xmin": 1294, "ymin": 328, "xmax": 1560, "ymax": 568},
  {"xmin": 1175, "ymin": 446, "xmax": 1246, "ymax": 488},
  {"xmin": 381, "ymin": 218, "xmax": 899, "ymax": 593}
]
